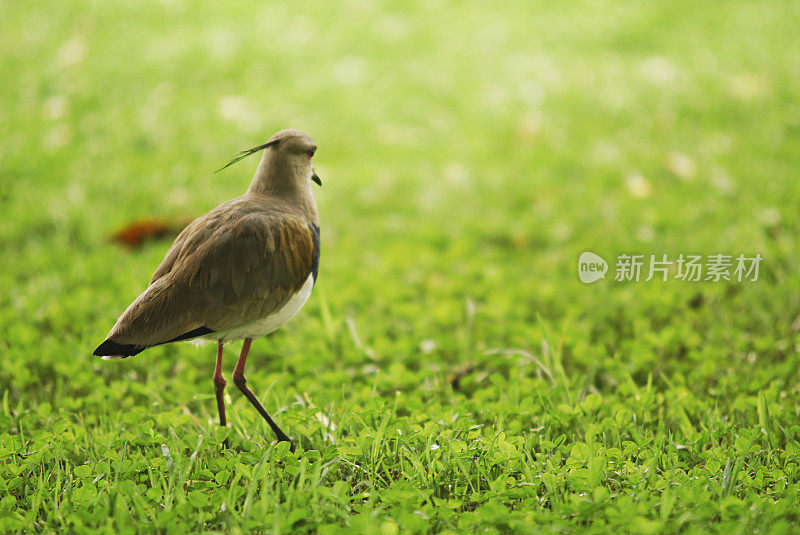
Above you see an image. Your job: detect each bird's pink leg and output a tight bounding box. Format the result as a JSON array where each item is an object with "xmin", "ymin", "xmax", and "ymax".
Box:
[
  {"xmin": 232, "ymin": 338, "xmax": 295, "ymax": 451},
  {"xmin": 213, "ymin": 340, "xmax": 229, "ymax": 449}
]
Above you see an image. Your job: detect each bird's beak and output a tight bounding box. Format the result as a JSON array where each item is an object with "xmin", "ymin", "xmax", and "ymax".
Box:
[{"xmin": 312, "ymin": 170, "xmax": 322, "ymax": 186}]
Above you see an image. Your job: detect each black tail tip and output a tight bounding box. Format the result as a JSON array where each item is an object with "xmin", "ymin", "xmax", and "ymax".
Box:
[{"xmin": 94, "ymin": 339, "xmax": 145, "ymax": 358}]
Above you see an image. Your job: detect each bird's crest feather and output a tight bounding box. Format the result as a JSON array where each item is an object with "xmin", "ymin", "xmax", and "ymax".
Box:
[{"xmin": 216, "ymin": 139, "xmax": 281, "ymax": 173}]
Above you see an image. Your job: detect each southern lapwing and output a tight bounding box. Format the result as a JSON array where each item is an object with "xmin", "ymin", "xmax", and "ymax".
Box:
[{"xmin": 94, "ymin": 129, "xmax": 322, "ymax": 451}]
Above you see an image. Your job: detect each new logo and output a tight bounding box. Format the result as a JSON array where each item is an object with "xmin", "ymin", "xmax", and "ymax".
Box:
[{"xmin": 578, "ymin": 252, "xmax": 608, "ymax": 283}]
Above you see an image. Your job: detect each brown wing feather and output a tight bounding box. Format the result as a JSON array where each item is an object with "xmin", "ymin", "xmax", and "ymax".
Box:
[
  {"xmin": 106, "ymin": 196, "xmax": 315, "ymax": 347},
  {"xmin": 150, "ymin": 219, "xmax": 201, "ymax": 283}
]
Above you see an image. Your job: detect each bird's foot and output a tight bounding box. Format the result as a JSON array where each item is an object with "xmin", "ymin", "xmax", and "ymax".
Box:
[{"xmin": 277, "ymin": 435, "xmax": 296, "ymax": 453}]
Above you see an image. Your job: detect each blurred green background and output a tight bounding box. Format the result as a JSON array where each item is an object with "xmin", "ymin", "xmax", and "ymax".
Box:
[{"xmin": 2, "ymin": 0, "xmax": 800, "ymax": 532}]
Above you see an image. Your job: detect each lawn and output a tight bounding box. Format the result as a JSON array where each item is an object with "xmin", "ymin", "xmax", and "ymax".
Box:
[{"xmin": 2, "ymin": 0, "xmax": 800, "ymax": 532}]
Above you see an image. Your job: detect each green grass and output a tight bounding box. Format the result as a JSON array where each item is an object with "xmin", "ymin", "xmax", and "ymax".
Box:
[{"xmin": 2, "ymin": 0, "xmax": 800, "ymax": 532}]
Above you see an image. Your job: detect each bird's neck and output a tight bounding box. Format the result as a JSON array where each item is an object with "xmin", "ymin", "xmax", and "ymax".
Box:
[{"xmin": 247, "ymin": 153, "xmax": 319, "ymax": 225}]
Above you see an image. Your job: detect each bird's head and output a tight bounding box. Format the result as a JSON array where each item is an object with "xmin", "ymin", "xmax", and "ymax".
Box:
[{"xmin": 218, "ymin": 129, "xmax": 322, "ymax": 187}]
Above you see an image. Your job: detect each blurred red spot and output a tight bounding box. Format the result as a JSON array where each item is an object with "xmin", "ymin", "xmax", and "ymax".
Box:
[{"xmin": 112, "ymin": 219, "xmax": 184, "ymax": 248}]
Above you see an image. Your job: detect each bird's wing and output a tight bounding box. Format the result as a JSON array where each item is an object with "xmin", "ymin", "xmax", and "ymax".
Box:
[
  {"xmin": 98, "ymin": 198, "xmax": 318, "ymax": 354},
  {"xmin": 149, "ymin": 220, "xmax": 199, "ymax": 284},
  {"xmin": 171, "ymin": 207, "xmax": 317, "ymax": 328}
]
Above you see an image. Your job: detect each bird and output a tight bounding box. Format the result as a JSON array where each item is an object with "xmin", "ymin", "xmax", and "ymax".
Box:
[{"xmin": 94, "ymin": 129, "xmax": 322, "ymax": 452}]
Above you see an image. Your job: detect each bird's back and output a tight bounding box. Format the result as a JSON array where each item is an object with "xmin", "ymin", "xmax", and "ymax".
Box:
[{"xmin": 95, "ymin": 193, "xmax": 320, "ymax": 357}]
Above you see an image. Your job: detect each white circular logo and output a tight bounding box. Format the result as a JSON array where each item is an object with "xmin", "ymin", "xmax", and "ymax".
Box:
[{"xmin": 578, "ymin": 252, "xmax": 608, "ymax": 283}]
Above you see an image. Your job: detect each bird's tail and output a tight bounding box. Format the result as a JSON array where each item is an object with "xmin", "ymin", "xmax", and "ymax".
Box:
[{"xmin": 93, "ymin": 339, "xmax": 147, "ymax": 359}]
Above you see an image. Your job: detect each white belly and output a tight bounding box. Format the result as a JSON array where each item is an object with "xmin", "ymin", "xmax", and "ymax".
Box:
[{"xmin": 202, "ymin": 274, "xmax": 315, "ymax": 343}]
